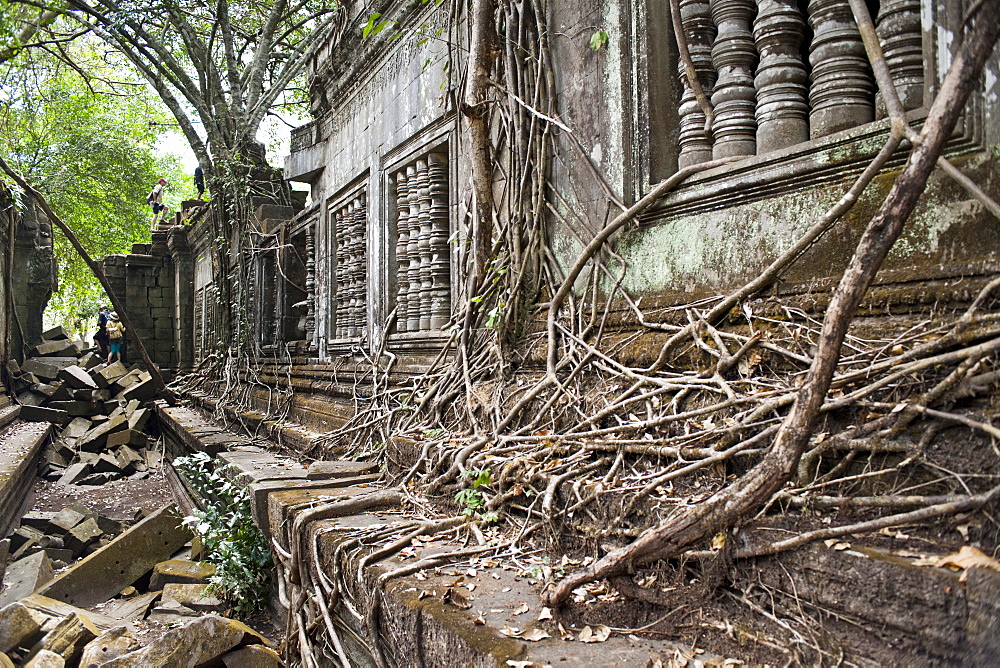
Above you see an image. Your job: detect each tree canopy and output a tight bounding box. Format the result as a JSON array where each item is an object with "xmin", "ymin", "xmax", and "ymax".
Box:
[{"xmin": 0, "ymin": 35, "xmax": 187, "ymax": 334}]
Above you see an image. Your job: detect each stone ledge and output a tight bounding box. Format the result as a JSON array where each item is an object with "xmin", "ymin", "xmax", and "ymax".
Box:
[{"xmin": 0, "ymin": 421, "xmax": 52, "ymax": 536}]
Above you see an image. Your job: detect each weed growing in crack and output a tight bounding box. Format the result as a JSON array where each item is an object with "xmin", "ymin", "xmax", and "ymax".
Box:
[{"xmin": 174, "ymin": 451, "xmax": 273, "ymax": 617}]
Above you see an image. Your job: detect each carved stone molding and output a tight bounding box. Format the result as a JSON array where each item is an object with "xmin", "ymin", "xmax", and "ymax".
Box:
[
  {"xmin": 753, "ymin": 0, "xmax": 809, "ymax": 152},
  {"xmin": 876, "ymin": 0, "xmax": 923, "ymax": 116},
  {"xmin": 807, "ymin": 0, "xmax": 874, "ymax": 138},
  {"xmin": 677, "ymin": 0, "xmax": 718, "ymax": 168},
  {"xmin": 710, "ymin": 0, "xmax": 759, "ymax": 158}
]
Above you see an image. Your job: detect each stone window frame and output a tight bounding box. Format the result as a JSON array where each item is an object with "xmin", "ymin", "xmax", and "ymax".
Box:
[
  {"xmin": 324, "ymin": 176, "xmax": 370, "ymax": 353},
  {"xmin": 378, "ymin": 118, "xmax": 457, "ymax": 353},
  {"xmin": 631, "ymin": 0, "xmax": 982, "ymax": 210}
]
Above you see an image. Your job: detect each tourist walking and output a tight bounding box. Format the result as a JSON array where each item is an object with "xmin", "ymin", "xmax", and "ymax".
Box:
[
  {"xmin": 94, "ymin": 305, "xmax": 110, "ymax": 358},
  {"xmin": 147, "ymin": 177, "xmax": 169, "ymax": 227},
  {"xmin": 105, "ymin": 312, "xmax": 125, "ymax": 364}
]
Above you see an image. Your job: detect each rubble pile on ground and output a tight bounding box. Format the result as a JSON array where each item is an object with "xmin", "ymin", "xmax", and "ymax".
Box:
[
  {"xmin": 9, "ymin": 326, "xmax": 160, "ymax": 485},
  {"xmin": 0, "ymin": 505, "xmax": 282, "ymax": 666}
]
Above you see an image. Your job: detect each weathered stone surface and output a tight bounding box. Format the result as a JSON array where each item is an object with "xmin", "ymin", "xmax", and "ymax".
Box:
[
  {"xmin": 21, "ymin": 359, "xmax": 78, "ymax": 380},
  {"xmin": 90, "ymin": 362, "xmax": 128, "ymax": 389},
  {"xmin": 126, "ymin": 408, "xmax": 150, "ymax": 432},
  {"xmin": 15, "ymin": 391, "xmax": 46, "ymax": 407},
  {"xmin": 0, "ymin": 553, "xmax": 53, "ymax": 607},
  {"xmin": 160, "ymin": 583, "xmax": 225, "ymax": 612},
  {"xmin": 32, "ymin": 340, "xmax": 73, "ymax": 357},
  {"xmin": 145, "ymin": 600, "xmax": 199, "ymax": 625},
  {"xmin": 59, "ymin": 418, "xmax": 91, "ymax": 440},
  {"xmin": 0, "ymin": 603, "xmax": 47, "ymax": 654},
  {"xmin": 64, "ymin": 519, "xmax": 102, "ymax": 557},
  {"xmin": 148, "ymin": 560, "xmax": 215, "ymax": 590},
  {"xmin": 119, "ymin": 376, "xmax": 156, "ymax": 402},
  {"xmin": 102, "ymin": 590, "xmax": 160, "ymax": 622},
  {"xmin": 38, "ymin": 506, "xmax": 190, "ymax": 608},
  {"xmin": 76, "ymin": 415, "xmax": 128, "ymax": 452},
  {"xmin": 105, "ymin": 430, "xmax": 149, "ymax": 450},
  {"xmin": 19, "ymin": 513, "xmax": 55, "ymax": 533},
  {"xmin": 221, "ymin": 644, "xmax": 283, "ymax": 667},
  {"xmin": 56, "ymin": 464, "xmax": 91, "ymax": 487},
  {"xmin": 0, "ymin": 651, "xmax": 14, "ymax": 667},
  {"xmin": 99, "ymin": 616, "xmax": 268, "ymax": 668},
  {"xmin": 92, "ymin": 454, "xmax": 121, "ymax": 475},
  {"xmin": 40, "ymin": 326, "xmax": 69, "ymax": 342},
  {"xmin": 18, "ymin": 406, "xmax": 70, "ymax": 427},
  {"xmin": 306, "ymin": 460, "xmax": 379, "ymax": 479},
  {"xmin": 78, "ymin": 626, "xmax": 137, "ymax": 666},
  {"xmin": 55, "ymin": 366, "xmax": 98, "ymax": 390},
  {"xmin": 45, "ymin": 401, "xmax": 105, "ymax": 418},
  {"xmin": 18, "ymin": 596, "xmax": 117, "ymax": 634},
  {"xmin": 48, "ymin": 509, "xmax": 85, "ymax": 534},
  {"xmin": 30, "ymin": 611, "xmax": 98, "ymax": 664},
  {"xmin": 22, "ymin": 648, "xmax": 63, "ymax": 667}
]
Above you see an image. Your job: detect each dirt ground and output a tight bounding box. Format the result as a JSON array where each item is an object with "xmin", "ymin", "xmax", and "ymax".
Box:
[{"xmin": 25, "ymin": 471, "xmax": 175, "ymax": 520}]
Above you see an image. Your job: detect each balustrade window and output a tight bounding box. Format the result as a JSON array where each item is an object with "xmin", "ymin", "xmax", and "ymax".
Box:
[
  {"xmin": 390, "ymin": 151, "xmax": 451, "ymax": 334},
  {"xmin": 328, "ymin": 190, "xmax": 367, "ymax": 341},
  {"xmin": 676, "ymin": 0, "xmax": 923, "ymax": 167}
]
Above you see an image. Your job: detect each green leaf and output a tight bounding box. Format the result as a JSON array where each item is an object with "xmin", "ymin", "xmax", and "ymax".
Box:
[{"xmin": 590, "ymin": 29, "xmax": 609, "ymax": 51}]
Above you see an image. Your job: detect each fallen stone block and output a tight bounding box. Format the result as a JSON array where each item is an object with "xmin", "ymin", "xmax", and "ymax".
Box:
[
  {"xmin": 71, "ymin": 389, "xmax": 111, "ymax": 402},
  {"xmin": 18, "ymin": 406, "xmax": 70, "ymax": 427},
  {"xmin": 306, "ymin": 460, "xmax": 380, "ymax": 479},
  {"xmin": 17, "ymin": 597, "xmax": 117, "ymax": 635},
  {"xmin": 31, "ymin": 384, "xmax": 59, "ymax": 398},
  {"xmin": 40, "ymin": 550, "xmax": 72, "ymax": 567},
  {"xmin": 0, "ymin": 603, "xmax": 48, "ymax": 654},
  {"xmin": 126, "ymin": 408, "xmax": 150, "ymax": 432},
  {"xmin": 59, "ymin": 418, "xmax": 91, "ymax": 441},
  {"xmin": 92, "ymin": 454, "xmax": 121, "ymax": 475},
  {"xmin": 56, "ymin": 365, "xmax": 98, "ymax": 391},
  {"xmin": 22, "ymin": 648, "xmax": 63, "ymax": 667},
  {"xmin": 19, "ymin": 513, "xmax": 56, "ymax": 533},
  {"xmin": 78, "ymin": 626, "xmax": 137, "ymax": 666},
  {"xmin": 221, "ymin": 644, "xmax": 283, "ymax": 667},
  {"xmin": 145, "ymin": 600, "xmax": 200, "ymax": 625},
  {"xmin": 29, "ymin": 611, "xmax": 99, "ymax": 665},
  {"xmin": 144, "ymin": 450, "xmax": 161, "ymax": 469},
  {"xmin": 9, "ymin": 527, "xmax": 45, "ymax": 555},
  {"xmin": 74, "ymin": 472, "xmax": 117, "ymax": 486},
  {"xmin": 48, "ymin": 509, "xmax": 85, "ymax": 534},
  {"xmin": 105, "ymin": 430, "xmax": 149, "ymax": 451},
  {"xmin": 78, "ymin": 353, "xmax": 101, "ymax": 371},
  {"xmin": 21, "ymin": 359, "xmax": 78, "ymax": 380},
  {"xmin": 65, "ymin": 519, "xmax": 103, "ymax": 557},
  {"xmin": 15, "ymin": 391, "xmax": 46, "ymax": 407},
  {"xmin": 148, "ymin": 560, "xmax": 215, "ymax": 590},
  {"xmin": 90, "ymin": 362, "xmax": 128, "ymax": 389},
  {"xmin": 31, "ymin": 340, "xmax": 73, "ymax": 358},
  {"xmin": 37, "ymin": 506, "xmax": 190, "ymax": 608},
  {"xmin": 42, "ymin": 450, "xmax": 67, "ymax": 469},
  {"xmin": 45, "ymin": 401, "xmax": 105, "ymax": 418},
  {"xmin": 56, "ymin": 463, "xmax": 91, "ymax": 487},
  {"xmin": 98, "ymin": 615, "xmax": 269, "ymax": 668},
  {"xmin": 76, "ymin": 415, "xmax": 128, "ymax": 452},
  {"xmin": 119, "ymin": 377, "xmax": 156, "ymax": 402},
  {"xmin": 161, "ymin": 583, "xmax": 225, "ymax": 613},
  {"xmin": 40, "ymin": 326, "xmax": 69, "ymax": 342},
  {"xmin": 102, "ymin": 591, "xmax": 160, "ymax": 622},
  {"xmin": 0, "ymin": 553, "xmax": 54, "ymax": 607}
]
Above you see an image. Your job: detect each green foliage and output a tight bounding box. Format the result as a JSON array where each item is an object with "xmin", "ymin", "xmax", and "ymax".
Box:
[
  {"xmin": 174, "ymin": 452, "xmax": 273, "ymax": 618},
  {"xmin": 589, "ymin": 29, "xmax": 609, "ymax": 51},
  {"xmin": 0, "ymin": 35, "xmax": 186, "ymax": 335},
  {"xmin": 456, "ymin": 469, "xmax": 498, "ymax": 522}
]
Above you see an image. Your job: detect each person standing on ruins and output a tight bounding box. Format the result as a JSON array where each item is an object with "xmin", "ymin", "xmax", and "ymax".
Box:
[
  {"xmin": 95, "ymin": 305, "xmax": 110, "ymax": 358},
  {"xmin": 105, "ymin": 312, "xmax": 125, "ymax": 364},
  {"xmin": 147, "ymin": 177, "xmax": 169, "ymax": 227}
]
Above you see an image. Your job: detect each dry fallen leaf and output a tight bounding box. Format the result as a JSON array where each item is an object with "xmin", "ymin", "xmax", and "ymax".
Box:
[
  {"xmin": 558, "ymin": 622, "xmax": 573, "ymax": 641},
  {"xmin": 499, "ymin": 625, "xmax": 521, "ymax": 638},
  {"xmin": 832, "ymin": 541, "xmax": 850, "ymax": 551},
  {"xmin": 538, "ymin": 607, "xmax": 553, "ymax": 621},
  {"xmin": 578, "ymin": 625, "xmax": 611, "ymax": 643},
  {"xmin": 513, "ymin": 602, "xmax": 530, "ymax": 616},
  {"xmin": 711, "ymin": 533, "xmax": 727, "ymax": 551},
  {"xmin": 521, "ymin": 628, "xmax": 551, "ymax": 642},
  {"xmin": 443, "ymin": 587, "xmax": 472, "ymax": 609},
  {"xmin": 935, "ymin": 545, "xmax": 1000, "ymax": 581},
  {"xmin": 506, "ymin": 661, "xmax": 533, "ymax": 668},
  {"xmin": 474, "ymin": 615, "xmax": 486, "ymax": 625}
]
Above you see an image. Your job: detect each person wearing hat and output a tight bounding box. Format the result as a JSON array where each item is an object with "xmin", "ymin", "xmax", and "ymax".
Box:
[
  {"xmin": 105, "ymin": 312, "xmax": 125, "ymax": 364},
  {"xmin": 147, "ymin": 177, "xmax": 169, "ymax": 227}
]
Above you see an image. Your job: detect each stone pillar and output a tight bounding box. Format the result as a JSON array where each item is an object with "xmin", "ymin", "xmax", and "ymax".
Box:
[
  {"xmin": 394, "ymin": 171, "xmax": 411, "ymax": 334},
  {"xmin": 677, "ymin": 0, "xmax": 718, "ymax": 168},
  {"xmin": 168, "ymin": 227, "xmax": 195, "ymax": 372},
  {"xmin": 753, "ymin": 0, "xmax": 809, "ymax": 152},
  {"xmin": 710, "ymin": 0, "xmax": 759, "ymax": 159},
  {"xmin": 807, "ymin": 0, "xmax": 874, "ymax": 138},
  {"xmin": 404, "ymin": 164, "xmax": 422, "ymax": 332}
]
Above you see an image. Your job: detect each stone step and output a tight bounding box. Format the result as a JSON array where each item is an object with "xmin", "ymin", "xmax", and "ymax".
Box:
[{"xmin": 0, "ymin": 422, "xmax": 52, "ymax": 536}]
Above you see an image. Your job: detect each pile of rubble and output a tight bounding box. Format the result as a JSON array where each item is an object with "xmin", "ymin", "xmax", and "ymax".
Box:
[
  {"xmin": 0, "ymin": 505, "xmax": 281, "ymax": 666},
  {"xmin": 10, "ymin": 326, "xmax": 159, "ymax": 486}
]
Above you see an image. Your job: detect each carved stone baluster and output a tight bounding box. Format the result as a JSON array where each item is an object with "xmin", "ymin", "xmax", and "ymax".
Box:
[
  {"xmin": 677, "ymin": 0, "xmax": 718, "ymax": 168},
  {"xmin": 345, "ymin": 199, "xmax": 358, "ymax": 338},
  {"xmin": 427, "ymin": 153, "xmax": 450, "ymax": 330},
  {"xmin": 305, "ymin": 221, "xmax": 315, "ymax": 343},
  {"xmin": 405, "ymin": 164, "xmax": 422, "ymax": 332},
  {"xmin": 354, "ymin": 192, "xmax": 367, "ymax": 339},
  {"xmin": 807, "ymin": 0, "xmax": 874, "ymax": 138},
  {"xmin": 753, "ymin": 0, "xmax": 808, "ymax": 151},
  {"xmin": 710, "ymin": 0, "xmax": 758, "ymax": 158},
  {"xmin": 394, "ymin": 170, "xmax": 410, "ymax": 334},
  {"xmin": 876, "ymin": 0, "xmax": 923, "ymax": 116},
  {"xmin": 334, "ymin": 207, "xmax": 347, "ymax": 339},
  {"xmin": 415, "ymin": 158, "xmax": 433, "ymax": 332}
]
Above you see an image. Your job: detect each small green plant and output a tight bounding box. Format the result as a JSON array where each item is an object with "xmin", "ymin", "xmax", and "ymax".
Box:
[
  {"xmin": 590, "ymin": 29, "xmax": 609, "ymax": 51},
  {"xmin": 174, "ymin": 452, "xmax": 273, "ymax": 617},
  {"xmin": 455, "ymin": 469, "xmax": 498, "ymax": 522}
]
